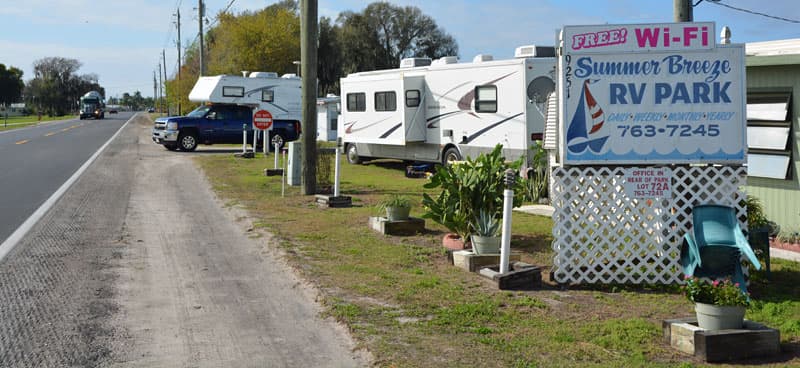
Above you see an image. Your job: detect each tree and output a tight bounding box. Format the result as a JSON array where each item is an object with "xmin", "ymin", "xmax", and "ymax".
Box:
[
  {"xmin": 24, "ymin": 57, "xmax": 104, "ymax": 116},
  {"xmin": 317, "ymin": 17, "xmax": 342, "ymax": 95},
  {"xmin": 337, "ymin": 2, "xmax": 459, "ymax": 73},
  {"xmin": 0, "ymin": 64, "xmax": 24, "ymax": 108},
  {"xmin": 205, "ymin": 6, "xmax": 301, "ymax": 76}
]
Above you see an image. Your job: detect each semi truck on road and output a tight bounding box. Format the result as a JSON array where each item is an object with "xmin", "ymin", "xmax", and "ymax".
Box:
[{"xmin": 79, "ymin": 91, "xmax": 105, "ymax": 120}]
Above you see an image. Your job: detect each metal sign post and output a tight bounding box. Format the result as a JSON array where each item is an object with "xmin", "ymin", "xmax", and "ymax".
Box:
[
  {"xmin": 334, "ymin": 138, "xmax": 342, "ymax": 197},
  {"xmin": 242, "ymin": 124, "xmax": 247, "ymax": 153},
  {"xmin": 500, "ymin": 169, "xmax": 516, "ymax": 274}
]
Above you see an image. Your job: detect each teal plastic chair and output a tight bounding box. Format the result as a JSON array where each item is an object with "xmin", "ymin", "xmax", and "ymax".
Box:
[{"xmin": 681, "ymin": 204, "xmax": 761, "ymax": 293}]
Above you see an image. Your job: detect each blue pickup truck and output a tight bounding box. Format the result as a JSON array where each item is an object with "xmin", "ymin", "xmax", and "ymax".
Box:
[{"xmin": 152, "ymin": 104, "xmax": 300, "ymax": 151}]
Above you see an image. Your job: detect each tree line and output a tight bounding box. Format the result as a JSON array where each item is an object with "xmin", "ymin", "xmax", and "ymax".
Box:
[
  {"xmin": 0, "ymin": 57, "xmax": 107, "ymax": 117},
  {"xmin": 166, "ymin": 0, "xmax": 458, "ymax": 114}
]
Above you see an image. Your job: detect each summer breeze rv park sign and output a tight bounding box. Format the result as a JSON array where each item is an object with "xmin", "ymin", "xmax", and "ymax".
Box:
[{"xmin": 559, "ymin": 22, "xmax": 746, "ymax": 165}]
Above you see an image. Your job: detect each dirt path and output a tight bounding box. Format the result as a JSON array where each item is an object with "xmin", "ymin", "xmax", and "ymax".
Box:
[{"xmin": 0, "ymin": 114, "xmax": 368, "ymax": 367}]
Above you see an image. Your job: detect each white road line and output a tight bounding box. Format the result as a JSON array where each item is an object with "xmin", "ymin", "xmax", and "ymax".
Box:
[{"xmin": 0, "ymin": 114, "xmax": 135, "ymax": 262}]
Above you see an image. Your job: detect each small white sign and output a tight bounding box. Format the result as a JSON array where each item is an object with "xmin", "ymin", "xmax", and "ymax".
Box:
[{"xmin": 623, "ymin": 168, "xmax": 672, "ymax": 199}]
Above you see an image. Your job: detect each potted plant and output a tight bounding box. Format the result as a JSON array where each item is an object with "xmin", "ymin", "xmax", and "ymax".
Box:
[
  {"xmin": 422, "ymin": 145, "xmax": 525, "ymax": 249},
  {"xmin": 683, "ymin": 276, "xmax": 750, "ymax": 330},
  {"xmin": 471, "ymin": 209, "xmax": 501, "ymax": 254},
  {"xmin": 378, "ymin": 194, "xmax": 412, "ymax": 221}
]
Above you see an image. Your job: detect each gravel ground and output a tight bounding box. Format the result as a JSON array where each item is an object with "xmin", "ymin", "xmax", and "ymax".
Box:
[{"xmin": 0, "ymin": 113, "xmax": 368, "ymax": 367}]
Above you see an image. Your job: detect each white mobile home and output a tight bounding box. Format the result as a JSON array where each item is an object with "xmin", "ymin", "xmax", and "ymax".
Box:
[
  {"xmin": 188, "ymin": 72, "xmax": 302, "ymax": 122},
  {"xmin": 339, "ymin": 46, "xmax": 556, "ymax": 166}
]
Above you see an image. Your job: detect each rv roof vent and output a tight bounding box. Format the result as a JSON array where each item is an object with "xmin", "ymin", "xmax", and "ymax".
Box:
[
  {"xmin": 400, "ymin": 57, "xmax": 432, "ymax": 68},
  {"xmin": 432, "ymin": 56, "xmax": 459, "ymax": 65},
  {"xmin": 514, "ymin": 45, "xmax": 556, "ymax": 58},
  {"xmin": 472, "ymin": 54, "xmax": 493, "ymax": 63},
  {"xmin": 241, "ymin": 70, "xmax": 249, "ymax": 77},
  {"xmin": 280, "ymin": 73, "xmax": 299, "ymax": 79},
  {"xmin": 249, "ymin": 72, "xmax": 278, "ymax": 78}
]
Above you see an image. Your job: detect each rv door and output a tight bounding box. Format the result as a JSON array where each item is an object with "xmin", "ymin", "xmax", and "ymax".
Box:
[{"xmin": 403, "ymin": 75, "xmax": 426, "ymax": 142}]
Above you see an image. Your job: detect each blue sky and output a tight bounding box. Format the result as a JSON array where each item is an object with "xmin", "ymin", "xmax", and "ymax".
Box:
[{"xmin": 1, "ymin": 0, "xmax": 798, "ymax": 99}]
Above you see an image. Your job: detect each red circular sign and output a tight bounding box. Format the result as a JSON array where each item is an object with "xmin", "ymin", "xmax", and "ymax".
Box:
[{"xmin": 253, "ymin": 109, "xmax": 273, "ymax": 130}]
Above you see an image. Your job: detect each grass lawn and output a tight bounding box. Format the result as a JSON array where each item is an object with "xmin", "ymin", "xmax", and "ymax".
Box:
[
  {"xmin": 0, "ymin": 115, "xmax": 72, "ymax": 131},
  {"xmin": 195, "ymin": 151, "xmax": 800, "ymax": 367}
]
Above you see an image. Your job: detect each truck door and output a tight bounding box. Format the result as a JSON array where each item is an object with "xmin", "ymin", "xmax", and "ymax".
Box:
[{"xmin": 219, "ymin": 105, "xmax": 253, "ymax": 144}]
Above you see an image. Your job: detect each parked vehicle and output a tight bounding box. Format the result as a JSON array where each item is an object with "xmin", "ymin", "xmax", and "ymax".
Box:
[
  {"xmin": 78, "ymin": 91, "xmax": 105, "ymax": 119},
  {"xmin": 339, "ymin": 45, "xmax": 556, "ymax": 167},
  {"xmin": 188, "ymin": 71, "xmax": 302, "ymax": 149},
  {"xmin": 152, "ymin": 72, "xmax": 303, "ymax": 152}
]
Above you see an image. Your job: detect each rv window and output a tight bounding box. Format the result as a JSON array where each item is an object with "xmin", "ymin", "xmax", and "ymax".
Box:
[
  {"xmin": 261, "ymin": 89, "xmax": 274, "ymax": 102},
  {"xmin": 330, "ymin": 119, "xmax": 337, "ymax": 131},
  {"xmin": 405, "ymin": 90, "xmax": 420, "ymax": 107},
  {"xmin": 347, "ymin": 93, "xmax": 366, "ymax": 112},
  {"xmin": 475, "ymin": 86, "xmax": 497, "ymax": 113},
  {"xmin": 222, "ymin": 86, "xmax": 245, "ymax": 97},
  {"xmin": 375, "ymin": 91, "xmax": 397, "ymax": 111}
]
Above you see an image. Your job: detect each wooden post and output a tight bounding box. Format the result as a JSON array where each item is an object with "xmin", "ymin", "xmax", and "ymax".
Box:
[{"xmin": 300, "ymin": 0, "xmax": 318, "ymax": 195}]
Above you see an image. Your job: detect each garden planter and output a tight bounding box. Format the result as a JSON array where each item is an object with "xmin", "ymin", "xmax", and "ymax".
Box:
[
  {"xmin": 442, "ymin": 233, "xmax": 469, "ymax": 250},
  {"xmin": 385, "ymin": 206, "xmax": 411, "ymax": 221},
  {"xmin": 695, "ymin": 302, "xmax": 745, "ymax": 330},
  {"xmin": 471, "ymin": 235, "xmax": 500, "ymax": 255}
]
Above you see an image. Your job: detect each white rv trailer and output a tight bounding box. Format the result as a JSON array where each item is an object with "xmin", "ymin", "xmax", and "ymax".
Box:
[
  {"xmin": 339, "ymin": 45, "xmax": 556, "ymax": 166},
  {"xmin": 188, "ymin": 71, "xmax": 302, "ymax": 122}
]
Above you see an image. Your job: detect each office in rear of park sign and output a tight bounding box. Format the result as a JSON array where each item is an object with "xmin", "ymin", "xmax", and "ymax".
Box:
[{"xmin": 559, "ymin": 22, "xmax": 746, "ymax": 165}]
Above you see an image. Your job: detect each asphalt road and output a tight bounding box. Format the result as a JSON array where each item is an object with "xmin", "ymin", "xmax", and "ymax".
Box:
[{"xmin": 0, "ymin": 113, "xmax": 129, "ymax": 245}]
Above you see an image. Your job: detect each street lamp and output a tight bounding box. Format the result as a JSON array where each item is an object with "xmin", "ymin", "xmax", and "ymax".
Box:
[{"xmin": 292, "ymin": 60, "xmax": 301, "ymax": 77}]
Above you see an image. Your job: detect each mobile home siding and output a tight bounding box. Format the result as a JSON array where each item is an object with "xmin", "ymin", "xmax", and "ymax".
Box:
[{"xmin": 745, "ymin": 63, "xmax": 800, "ymax": 232}]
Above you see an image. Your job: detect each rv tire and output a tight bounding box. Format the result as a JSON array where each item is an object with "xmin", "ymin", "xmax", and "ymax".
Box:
[
  {"xmin": 346, "ymin": 144, "xmax": 362, "ymax": 164},
  {"xmin": 442, "ymin": 147, "xmax": 461, "ymax": 166}
]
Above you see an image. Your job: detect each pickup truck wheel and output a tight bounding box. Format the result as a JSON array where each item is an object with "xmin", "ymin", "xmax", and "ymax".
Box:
[
  {"xmin": 178, "ymin": 132, "xmax": 198, "ymax": 152},
  {"xmin": 270, "ymin": 134, "xmax": 285, "ymax": 150},
  {"xmin": 442, "ymin": 147, "xmax": 461, "ymax": 166},
  {"xmin": 346, "ymin": 144, "xmax": 362, "ymax": 164}
]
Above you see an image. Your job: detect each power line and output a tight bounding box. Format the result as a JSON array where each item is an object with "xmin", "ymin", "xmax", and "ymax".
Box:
[
  {"xmin": 206, "ymin": 0, "xmax": 237, "ymax": 29},
  {"xmin": 704, "ymin": 0, "xmax": 800, "ymax": 24}
]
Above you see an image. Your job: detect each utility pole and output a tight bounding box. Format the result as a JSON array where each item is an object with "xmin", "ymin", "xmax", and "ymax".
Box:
[
  {"xmin": 300, "ymin": 0, "xmax": 318, "ymax": 195},
  {"xmin": 198, "ymin": 0, "xmax": 205, "ymax": 76},
  {"xmin": 175, "ymin": 8, "xmax": 182, "ymax": 115},
  {"xmin": 674, "ymin": 0, "xmax": 693, "ymax": 22},
  {"xmin": 158, "ymin": 63, "xmax": 163, "ymax": 114},
  {"xmin": 162, "ymin": 49, "xmax": 168, "ymax": 115},
  {"xmin": 153, "ymin": 70, "xmax": 157, "ymax": 111}
]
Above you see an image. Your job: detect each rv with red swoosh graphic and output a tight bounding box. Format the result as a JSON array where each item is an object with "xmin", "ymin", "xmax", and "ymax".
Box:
[{"xmin": 339, "ymin": 46, "xmax": 555, "ymax": 167}]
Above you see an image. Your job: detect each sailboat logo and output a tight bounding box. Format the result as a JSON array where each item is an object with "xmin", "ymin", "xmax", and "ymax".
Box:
[{"xmin": 566, "ymin": 79, "xmax": 609, "ymax": 154}]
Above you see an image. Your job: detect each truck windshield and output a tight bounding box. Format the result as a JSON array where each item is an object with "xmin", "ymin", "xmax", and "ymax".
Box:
[{"xmin": 187, "ymin": 106, "xmax": 211, "ymax": 118}]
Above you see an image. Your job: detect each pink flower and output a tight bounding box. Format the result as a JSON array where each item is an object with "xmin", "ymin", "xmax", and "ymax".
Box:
[
  {"xmin": 712, "ymin": 280, "xmax": 719, "ymax": 287},
  {"xmin": 734, "ymin": 283, "xmax": 740, "ymax": 287}
]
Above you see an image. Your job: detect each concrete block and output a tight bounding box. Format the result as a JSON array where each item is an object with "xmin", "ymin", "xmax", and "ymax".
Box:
[
  {"xmin": 316, "ymin": 195, "xmax": 352, "ymax": 208},
  {"xmin": 452, "ymin": 251, "xmax": 521, "ymax": 272},
  {"xmin": 368, "ymin": 216, "xmax": 425, "ymax": 236},
  {"xmin": 265, "ymin": 168, "xmax": 284, "ymax": 176},
  {"xmin": 478, "ymin": 262, "xmax": 542, "ymax": 290},
  {"xmin": 663, "ymin": 317, "xmax": 780, "ymax": 362}
]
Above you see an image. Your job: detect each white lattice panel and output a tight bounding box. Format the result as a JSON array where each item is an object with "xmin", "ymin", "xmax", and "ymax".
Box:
[{"xmin": 551, "ymin": 165, "xmax": 747, "ymax": 285}]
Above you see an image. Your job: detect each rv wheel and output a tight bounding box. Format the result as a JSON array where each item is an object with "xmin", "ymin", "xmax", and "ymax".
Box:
[
  {"xmin": 346, "ymin": 144, "xmax": 362, "ymax": 164},
  {"xmin": 442, "ymin": 147, "xmax": 461, "ymax": 166}
]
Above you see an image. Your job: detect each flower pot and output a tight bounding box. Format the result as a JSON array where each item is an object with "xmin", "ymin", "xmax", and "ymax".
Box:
[
  {"xmin": 385, "ymin": 206, "xmax": 410, "ymax": 221},
  {"xmin": 471, "ymin": 235, "xmax": 501, "ymax": 255},
  {"xmin": 695, "ymin": 302, "xmax": 745, "ymax": 330},
  {"xmin": 442, "ymin": 233, "xmax": 468, "ymax": 250}
]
